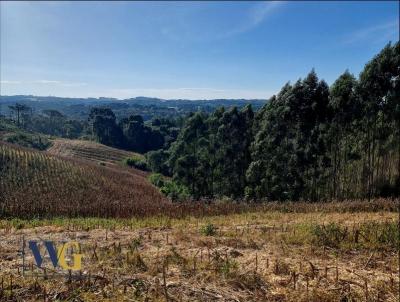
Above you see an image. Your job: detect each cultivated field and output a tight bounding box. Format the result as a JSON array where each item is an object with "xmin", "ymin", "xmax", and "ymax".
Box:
[
  {"xmin": 0, "ymin": 201, "xmax": 398, "ymax": 302},
  {"xmin": 0, "ymin": 142, "xmax": 166, "ymax": 218},
  {"xmin": 47, "ymin": 139, "xmax": 143, "ymax": 166}
]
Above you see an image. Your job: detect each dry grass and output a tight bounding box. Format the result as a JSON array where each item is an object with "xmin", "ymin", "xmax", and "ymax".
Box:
[
  {"xmin": 47, "ymin": 138, "xmax": 144, "ymax": 167},
  {"xmin": 0, "ymin": 210, "xmax": 398, "ymax": 301},
  {"xmin": 0, "ymin": 141, "xmax": 167, "ymax": 218}
]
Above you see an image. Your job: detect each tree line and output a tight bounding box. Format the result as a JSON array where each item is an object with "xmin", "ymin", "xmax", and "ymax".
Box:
[
  {"xmin": 88, "ymin": 108, "xmax": 181, "ymax": 153},
  {"xmin": 158, "ymin": 42, "xmax": 399, "ymax": 201},
  {"xmin": 5, "ymin": 105, "xmax": 86, "ymax": 139},
  {"xmin": 4, "ymin": 105, "xmax": 181, "ymax": 154}
]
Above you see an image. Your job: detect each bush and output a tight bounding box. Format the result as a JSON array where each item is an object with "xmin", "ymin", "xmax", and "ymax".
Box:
[
  {"xmin": 160, "ymin": 181, "xmax": 190, "ymax": 202},
  {"xmin": 146, "ymin": 149, "xmax": 170, "ymax": 175},
  {"xmin": 148, "ymin": 173, "xmax": 165, "ymax": 188},
  {"xmin": 124, "ymin": 155, "xmax": 148, "ymax": 171},
  {"xmin": 311, "ymin": 223, "xmax": 347, "ymax": 249},
  {"xmin": 148, "ymin": 173, "xmax": 189, "ymax": 202},
  {"xmin": 359, "ymin": 221, "xmax": 399, "ymax": 250},
  {"xmin": 4, "ymin": 133, "xmax": 51, "ymax": 150},
  {"xmin": 311, "ymin": 221, "xmax": 399, "ymax": 251},
  {"xmin": 200, "ymin": 223, "xmax": 217, "ymax": 236}
]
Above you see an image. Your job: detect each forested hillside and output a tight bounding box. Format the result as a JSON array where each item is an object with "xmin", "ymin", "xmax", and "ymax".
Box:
[{"xmin": 163, "ymin": 42, "xmax": 399, "ymax": 201}]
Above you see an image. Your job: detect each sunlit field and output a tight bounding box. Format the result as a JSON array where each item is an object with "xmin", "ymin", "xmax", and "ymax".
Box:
[
  {"xmin": 0, "ymin": 199, "xmax": 398, "ymax": 301},
  {"xmin": 1, "ymin": 1, "xmax": 399, "ymax": 301}
]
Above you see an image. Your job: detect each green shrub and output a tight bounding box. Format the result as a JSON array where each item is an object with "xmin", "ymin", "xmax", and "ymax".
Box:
[
  {"xmin": 200, "ymin": 223, "xmax": 217, "ymax": 236},
  {"xmin": 124, "ymin": 155, "xmax": 148, "ymax": 171},
  {"xmin": 148, "ymin": 173, "xmax": 189, "ymax": 201},
  {"xmin": 146, "ymin": 149, "xmax": 170, "ymax": 175},
  {"xmin": 220, "ymin": 258, "xmax": 238, "ymax": 277},
  {"xmin": 4, "ymin": 133, "xmax": 51, "ymax": 150},
  {"xmin": 311, "ymin": 223, "xmax": 347, "ymax": 249},
  {"xmin": 148, "ymin": 173, "xmax": 165, "ymax": 188},
  {"xmin": 160, "ymin": 180, "xmax": 190, "ymax": 202},
  {"xmin": 311, "ymin": 222, "xmax": 399, "ymax": 251},
  {"xmin": 359, "ymin": 221, "xmax": 399, "ymax": 250}
]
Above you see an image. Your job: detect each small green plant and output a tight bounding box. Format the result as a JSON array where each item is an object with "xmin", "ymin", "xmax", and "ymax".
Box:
[
  {"xmin": 200, "ymin": 223, "xmax": 217, "ymax": 236},
  {"xmin": 310, "ymin": 221, "xmax": 399, "ymax": 251},
  {"xmin": 220, "ymin": 258, "xmax": 238, "ymax": 277},
  {"xmin": 127, "ymin": 251, "xmax": 148, "ymax": 272},
  {"xmin": 160, "ymin": 180, "xmax": 190, "ymax": 202},
  {"xmin": 124, "ymin": 155, "xmax": 148, "ymax": 171},
  {"xmin": 148, "ymin": 173, "xmax": 165, "ymax": 188},
  {"xmin": 131, "ymin": 237, "xmax": 143, "ymax": 251},
  {"xmin": 166, "ymin": 246, "xmax": 188, "ymax": 266},
  {"xmin": 131, "ymin": 278, "xmax": 148, "ymax": 298},
  {"xmin": 311, "ymin": 223, "xmax": 347, "ymax": 249},
  {"xmin": 359, "ymin": 221, "xmax": 399, "ymax": 250}
]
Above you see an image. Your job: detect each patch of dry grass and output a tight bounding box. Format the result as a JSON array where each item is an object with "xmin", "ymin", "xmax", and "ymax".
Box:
[
  {"xmin": 47, "ymin": 138, "xmax": 144, "ymax": 167},
  {"xmin": 0, "ymin": 142, "xmax": 168, "ymax": 218},
  {"xmin": 0, "ymin": 209, "xmax": 398, "ymax": 301}
]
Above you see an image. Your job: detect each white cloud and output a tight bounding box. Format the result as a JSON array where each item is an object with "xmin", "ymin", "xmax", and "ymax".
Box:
[
  {"xmin": 32, "ymin": 80, "xmax": 87, "ymax": 86},
  {"xmin": 178, "ymin": 87, "xmax": 226, "ymax": 93},
  {"xmin": 343, "ymin": 20, "xmax": 399, "ymax": 45},
  {"xmin": 224, "ymin": 1, "xmax": 283, "ymax": 37},
  {"xmin": 161, "ymin": 1, "xmax": 284, "ymax": 42},
  {"xmin": 34, "ymin": 80, "xmax": 61, "ymax": 84},
  {"xmin": 60, "ymin": 82, "xmax": 88, "ymax": 87},
  {"xmin": 0, "ymin": 79, "xmax": 88, "ymax": 94},
  {"xmin": 0, "ymin": 80, "xmax": 21, "ymax": 84}
]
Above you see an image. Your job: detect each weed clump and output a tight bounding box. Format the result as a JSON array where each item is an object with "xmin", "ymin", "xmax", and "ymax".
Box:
[
  {"xmin": 200, "ymin": 223, "xmax": 217, "ymax": 236},
  {"xmin": 124, "ymin": 155, "xmax": 148, "ymax": 171},
  {"xmin": 311, "ymin": 221, "xmax": 399, "ymax": 251}
]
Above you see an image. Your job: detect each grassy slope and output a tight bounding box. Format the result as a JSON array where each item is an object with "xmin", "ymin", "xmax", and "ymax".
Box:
[
  {"xmin": 47, "ymin": 138, "xmax": 144, "ymax": 167},
  {"xmin": 0, "ymin": 141, "xmax": 167, "ymax": 218},
  {"xmin": 0, "ymin": 118, "xmax": 51, "ymax": 150}
]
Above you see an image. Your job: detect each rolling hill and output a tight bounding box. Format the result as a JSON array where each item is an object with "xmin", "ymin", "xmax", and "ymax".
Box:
[
  {"xmin": 47, "ymin": 138, "xmax": 143, "ymax": 167},
  {"xmin": 0, "ymin": 141, "xmax": 167, "ymax": 218}
]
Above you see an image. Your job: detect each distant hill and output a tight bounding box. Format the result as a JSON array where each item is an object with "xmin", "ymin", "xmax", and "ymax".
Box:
[
  {"xmin": 0, "ymin": 95, "xmax": 267, "ymax": 121},
  {"xmin": 0, "ymin": 95, "xmax": 267, "ymax": 106}
]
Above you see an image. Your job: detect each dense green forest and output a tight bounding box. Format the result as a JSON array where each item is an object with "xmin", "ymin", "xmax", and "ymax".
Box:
[
  {"xmin": 1, "ymin": 42, "xmax": 399, "ymax": 202},
  {"xmin": 1, "ymin": 96, "xmax": 261, "ymax": 153},
  {"xmin": 88, "ymin": 108, "xmax": 182, "ymax": 152},
  {"xmin": 163, "ymin": 42, "xmax": 399, "ymax": 201}
]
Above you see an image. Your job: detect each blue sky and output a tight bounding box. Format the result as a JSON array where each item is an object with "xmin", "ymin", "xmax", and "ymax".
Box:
[{"xmin": 0, "ymin": 1, "xmax": 398, "ymax": 100}]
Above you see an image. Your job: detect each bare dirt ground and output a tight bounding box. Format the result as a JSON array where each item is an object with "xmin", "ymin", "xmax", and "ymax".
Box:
[{"xmin": 0, "ymin": 211, "xmax": 398, "ymax": 301}]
